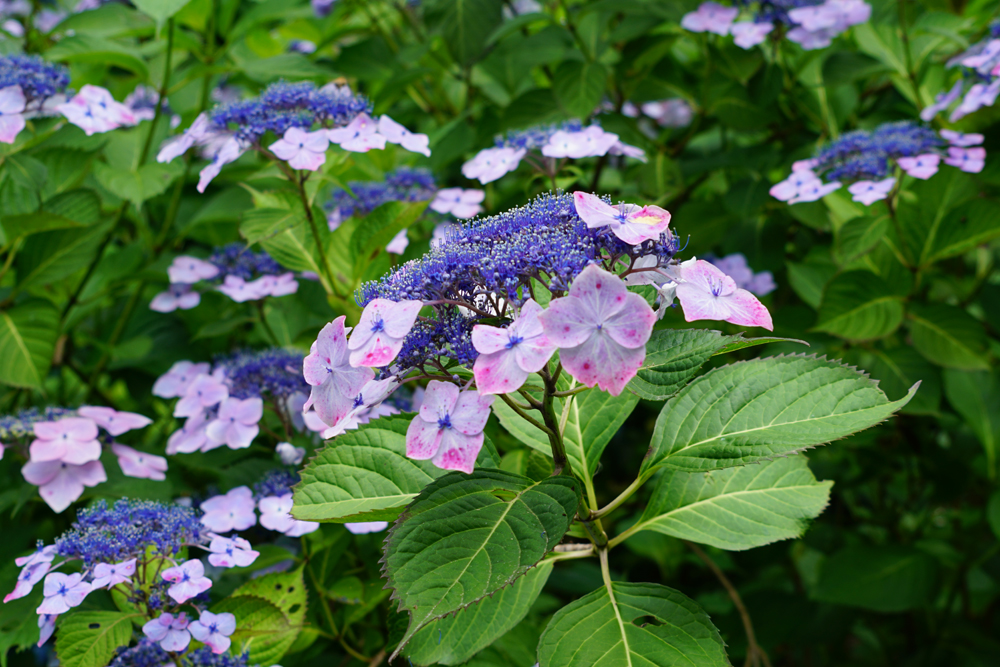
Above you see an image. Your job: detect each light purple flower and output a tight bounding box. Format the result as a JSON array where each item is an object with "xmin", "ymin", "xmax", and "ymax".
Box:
[
  {"xmin": 327, "ymin": 113, "xmax": 387, "ymax": 152},
  {"xmin": 541, "ymin": 126, "xmax": 619, "ymax": 159},
  {"xmin": 36, "ymin": 573, "xmax": 91, "ymax": 615},
  {"xmin": 15, "ymin": 544, "xmax": 56, "ymax": 569},
  {"xmin": 788, "ymin": 5, "xmax": 839, "ymax": 31},
  {"xmin": 269, "ymin": 126, "xmax": 330, "ymax": 171},
  {"xmin": 188, "ymin": 611, "xmax": 236, "ymax": 654},
  {"xmin": 175, "ymin": 374, "xmax": 228, "ymax": 418},
  {"xmin": 161, "ymin": 560, "xmax": 212, "ymax": 604},
  {"xmin": 786, "ymin": 26, "xmax": 836, "ymax": 50},
  {"xmin": 4, "ymin": 561, "xmax": 49, "ymax": 603},
  {"xmin": 21, "ymin": 460, "xmax": 106, "ymax": 513},
  {"xmin": 197, "ymin": 136, "xmax": 244, "ymax": 193},
  {"xmin": 961, "ymin": 39, "xmax": 1000, "ymax": 69},
  {"xmin": 940, "ymin": 130, "xmax": 984, "ymax": 147},
  {"xmin": 430, "ymin": 188, "xmax": 485, "ymax": 219},
  {"xmin": 29, "ymin": 418, "xmax": 101, "ymax": 465},
  {"xmin": 405, "ymin": 381, "xmax": 494, "ymax": 474},
  {"xmin": 207, "ymin": 536, "xmax": 259, "ymax": 568},
  {"xmin": 154, "ymin": 361, "xmax": 211, "ymax": 398},
  {"xmin": 157, "ymin": 113, "xmax": 213, "ymax": 163},
  {"xmin": 472, "ymin": 299, "xmax": 556, "ymax": 395},
  {"xmin": 151, "ymin": 284, "xmax": 201, "ymax": 312},
  {"xmin": 303, "ymin": 316, "xmax": 375, "ymax": 428},
  {"xmin": 385, "ymin": 229, "xmax": 410, "ymax": 255},
  {"xmin": 77, "ymin": 406, "xmax": 152, "ymax": 437},
  {"xmin": 944, "ymin": 146, "xmax": 986, "ymax": 173},
  {"xmin": 673, "ymin": 259, "xmax": 773, "ymax": 330},
  {"xmin": 259, "ymin": 272, "xmax": 298, "ymax": 297},
  {"xmin": 348, "ymin": 299, "xmax": 423, "ymax": 368},
  {"xmin": 345, "ymin": 521, "xmax": 388, "ymax": 535},
  {"xmin": 206, "ymin": 397, "xmax": 262, "ymax": 450},
  {"xmin": 920, "ymin": 81, "xmax": 963, "ymax": 122},
  {"xmin": 769, "ymin": 170, "xmax": 821, "ymax": 202},
  {"xmin": 897, "ymin": 153, "xmax": 940, "ymax": 180},
  {"xmin": 112, "ymin": 444, "xmax": 168, "ymax": 481},
  {"xmin": 143, "ymin": 612, "xmax": 192, "ymax": 652},
  {"xmin": 378, "ymin": 115, "xmax": 431, "ymax": 156},
  {"xmin": 37, "ymin": 614, "xmax": 56, "ymax": 647},
  {"xmin": 607, "ymin": 141, "xmax": 646, "ymax": 161},
  {"xmin": 318, "ymin": 377, "xmax": 401, "ymax": 439},
  {"xmin": 640, "ymin": 99, "xmax": 693, "ymax": 128},
  {"xmin": 950, "ymin": 80, "xmax": 1000, "ymax": 122},
  {"xmin": 461, "ymin": 147, "xmax": 526, "ymax": 184},
  {"xmin": 276, "ymin": 442, "xmax": 305, "ymax": 466},
  {"xmin": 847, "ymin": 177, "xmax": 895, "ymax": 205},
  {"xmin": 730, "ymin": 21, "xmax": 773, "ymax": 48},
  {"xmin": 0, "ymin": 85, "xmax": 26, "ymax": 144},
  {"xmin": 218, "ymin": 275, "xmax": 269, "ymax": 302},
  {"xmin": 573, "ymin": 191, "xmax": 672, "ymax": 245},
  {"xmin": 168, "ymin": 255, "xmax": 220, "ymax": 284},
  {"xmin": 200, "ymin": 486, "xmax": 257, "ymax": 533},
  {"xmin": 91, "ymin": 559, "xmax": 136, "ymax": 589},
  {"xmin": 789, "ymin": 179, "xmax": 841, "ymax": 203},
  {"xmin": 538, "ymin": 265, "xmax": 656, "ymax": 396},
  {"xmin": 57, "ymin": 85, "xmax": 135, "ymax": 136},
  {"xmin": 681, "ymin": 1, "xmax": 738, "ymax": 35},
  {"xmin": 258, "ymin": 494, "xmax": 319, "ymax": 537}
]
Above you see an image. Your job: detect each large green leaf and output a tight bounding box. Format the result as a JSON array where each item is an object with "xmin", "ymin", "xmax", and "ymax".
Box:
[
  {"xmin": 93, "ymin": 162, "xmax": 183, "ymax": 208},
  {"xmin": 537, "ymin": 582, "xmax": 728, "ymax": 667},
  {"xmin": 895, "ymin": 169, "xmax": 978, "ymax": 268},
  {"xmin": 925, "ymin": 198, "xmax": 1000, "ymax": 264},
  {"xmin": 908, "ymin": 304, "xmax": 990, "ymax": 370},
  {"xmin": 131, "ymin": 0, "xmax": 193, "ymax": 26},
  {"xmin": 814, "ymin": 271, "xmax": 904, "ymax": 342},
  {"xmin": 627, "ymin": 329, "xmax": 802, "ymax": 400},
  {"xmin": 641, "ymin": 355, "xmax": 917, "ymax": 475},
  {"xmin": 212, "ymin": 596, "xmax": 292, "ymax": 663},
  {"xmin": 405, "ymin": 561, "xmax": 553, "ymax": 666},
  {"xmin": 814, "ymin": 546, "xmax": 940, "ymax": 612},
  {"xmin": 632, "ymin": 455, "xmax": 831, "ymax": 550},
  {"xmin": 349, "ymin": 200, "xmax": 427, "ymax": 279},
  {"xmin": 438, "ymin": 0, "xmax": 504, "ymax": 66},
  {"xmin": 214, "ymin": 567, "xmax": 306, "ymax": 665},
  {"xmin": 384, "ymin": 469, "xmax": 578, "ymax": 659},
  {"xmin": 55, "ymin": 612, "xmax": 140, "ymax": 667},
  {"xmin": 0, "ymin": 300, "xmax": 59, "ymax": 389},
  {"xmin": 14, "ymin": 221, "xmax": 111, "ymax": 289},
  {"xmin": 944, "ymin": 369, "xmax": 1000, "ymax": 477},
  {"xmin": 834, "ymin": 214, "xmax": 889, "ymax": 265},
  {"xmin": 240, "ymin": 207, "xmax": 307, "ymax": 246},
  {"xmin": 44, "ymin": 34, "xmax": 149, "ymax": 80},
  {"xmin": 553, "ymin": 60, "xmax": 607, "ymax": 118}
]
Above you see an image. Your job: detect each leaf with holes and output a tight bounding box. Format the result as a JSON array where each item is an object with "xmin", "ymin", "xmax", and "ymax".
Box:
[
  {"xmin": 384, "ymin": 469, "xmax": 578, "ymax": 660},
  {"xmin": 55, "ymin": 612, "xmax": 140, "ymax": 667},
  {"xmin": 404, "ymin": 561, "xmax": 553, "ymax": 666},
  {"xmin": 211, "ymin": 596, "xmax": 293, "ymax": 665},
  {"xmin": 632, "ymin": 455, "xmax": 831, "ymax": 550},
  {"xmin": 641, "ymin": 355, "xmax": 918, "ymax": 475},
  {"xmin": 537, "ymin": 582, "xmax": 728, "ymax": 667},
  {"xmin": 0, "ymin": 300, "xmax": 59, "ymax": 390}
]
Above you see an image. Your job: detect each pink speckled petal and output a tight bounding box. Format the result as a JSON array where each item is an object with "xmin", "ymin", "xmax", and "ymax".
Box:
[
  {"xmin": 431, "ymin": 430, "xmax": 482, "ymax": 474},
  {"xmin": 473, "ymin": 350, "xmax": 527, "ymax": 395},
  {"xmin": 406, "ymin": 417, "xmax": 444, "ymax": 460},
  {"xmin": 471, "ymin": 324, "xmax": 510, "ymax": 355},
  {"xmin": 560, "ymin": 334, "xmax": 647, "ymax": 396},
  {"xmin": 602, "ymin": 292, "xmax": 656, "ymax": 349},
  {"xmin": 418, "ymin": 381, "xmax": 460, "ymax": 423},
  {"xmin": 449, "ymin": 391, "xmax": 494, "ymax": 435}
]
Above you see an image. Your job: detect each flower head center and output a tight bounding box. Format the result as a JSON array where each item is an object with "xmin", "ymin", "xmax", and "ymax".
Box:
[{"xmin": 437, "ymin": 414, "xmax": 452, "ymax": 430}]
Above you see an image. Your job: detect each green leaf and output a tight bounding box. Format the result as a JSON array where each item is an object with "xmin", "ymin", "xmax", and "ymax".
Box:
[
  {"xmin": 212, "ymin": 596, "xmax": 292, "ymax": 662},
  {"xmin": 987, "ymin": 492, "xmax": 1000, "ymax": 540},
  {"xmin": 537, "ymin": 582, "xmax": 728, "ymax": 667},
  {"xmin": 642, "ymin": 355, "xmax": 918, "ymax": 475},
  {"xmin": 552, "ymin": 60, "xmax": 607, "ymax": 119},
  {"xmin": 0, "ymin": 300, "xmax": 59, "ymax": 389},
  {"xmin": 628, "ymin": 329, "xmax": 803, "ymax": 400},
  {"xmin": 834, "ymin": 215, "xmax": 889, "ymax": 265},
  {"xmin": 292, "ymin": 416, "xmax": 449, "ymax": 522},
  {"xmin": 237, "ymin": 54, "xmax": 333, "ymax": 82},
  {"xmin": 14, "ymin": 220, "xmax": 111, "ymax": 289},
  {"xmin": 943, "ymin": 369, "xmax": 1000, "ymax": 478},
  {"xmin": 860, "ymin": 347, "xmax": 941, "ymax": 416},
  {"xmin": 908, "ymin": 304, "xmax": 990, "ymax": 370},
  {"xmin": 814, "ymin": 546, "xmax": 940, "ymax": 612},
  {"xmin": 632, "ymin": 455, "xmax": 831, "ymax": 550},
  {"xmin": 216, "ymin": 567, "xmax": 306, "ymax": 665},
  {"xmin": 93, "ymin": 162, "xmax": 183, "ymax": 208},
  {"xmin": 131, "ymin": 0, "xmax": 193, "ymax": 26},
  {"xmin": 55, "ymin": 612, "xmax": 140, "ymax": 667},
  {"xmin": 895, "ymin": 169, "xmax": 978, "ymax": 268},
  {"xmin": 0, "ymin": 211, "xmax": 85, "ymax": 241},
  {"xmin": 240, "ymin": 207, "xmax": 307, "ymax": 246},
  {"xmin": 405, "ymin": 561, "xmax": 553, "ymax": 666},
  {"xmin": 438, "ymin": 0, "xmax": 504, "ymax": 66},
  {"xmin": 45, "ymin": 189, "xmax": 102, "ymax": 225},
  {"xmin": 349, "ymin": 200, "xmax": 427, "ymax": 279},
  {"xmin": 44, "ymin": 34, "xmax": 149, "ymax": 80},
  {"xmin": 924, "ymin": 198, "xmax": 1000, "ymax": 264},
  {"xmin": 813, "ymin": 271, "xmax": 904, "ymax": 342},
  {"xmin": 384, "ymin": 469, "xmax": 579, "ymax": 659}
]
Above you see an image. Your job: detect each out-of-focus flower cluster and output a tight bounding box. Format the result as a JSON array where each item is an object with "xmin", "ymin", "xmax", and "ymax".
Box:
[
  {"xmin": 922, "ymin": 23, "xmax": 1000, "ymax": 123},
  {"xmin": 0, "ymin": 406, "xmax": 159, "ymax": 513},
  {"xmin": 771, "ymin": 121, "xmax": 984, "ymax": 205},
  {"xmin": 152, "ymin": 245, "xmax": 301, "ymax": 312},
  {"xmin": 682, "ymin": 0, "xmax": 870, "ymax": 50}
]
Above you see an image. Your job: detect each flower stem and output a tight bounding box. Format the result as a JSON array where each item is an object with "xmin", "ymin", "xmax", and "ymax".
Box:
[
  {"xmin": 296, "ymin": 173, "xmax": 339, "ymax": 297},
  {"xmin": 540, "ymin": 366, "xmax": 570, "ymax": 476}
]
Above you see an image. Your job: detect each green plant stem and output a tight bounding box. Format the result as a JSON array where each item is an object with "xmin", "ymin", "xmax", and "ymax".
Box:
[
  {"xmin": 540, "ymin": 367, "xmax": 571, "ymax": 476},
  {"xmin": 498, "ymin": 393, "xmax": 552, "ymax": 435},
  {"xmin": 306, "ymin": 563, "xmax": 339, "ymax": 637},
  {"xmin": 685, "ymin": 541, "xmax": 772, "ymax": 667},
  {"xmin": 580, "ymin": 515, "xmax": 609, "ymax": 549},
  {"xmin": 84, "ymin": 282, "xmax": 144, "ymax": 395},
  {"xmin": 256, "ymin": 300, "xmax": 281, "ymax": 346},
  {"xmin": 0, "ymin": 236, "xmax": 23, "ymax": 284},
  {"xmin": 296, "ymin": 173, "xmax": 339, "ymax": 296},
  {"xmin": 60, "ymin": 203, "xmax": 128, "ymax": 321},
  {"xmin": 138, "ymin": 19, "xmax": 174, "ymax": 166},
  {"xmin": 545, "ymin": 545, "xmax": 595, "ymax": 562},
  {"xmin": 897, "ymin": 0, "xmax": 923, "ymax": 111},
  {"xmin": 592, "ymin": 474, "xmax": 648, "ymax": 520}
]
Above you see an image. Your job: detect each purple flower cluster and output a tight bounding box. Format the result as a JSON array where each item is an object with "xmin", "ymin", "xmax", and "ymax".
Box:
[
  {"xmin": 214, "ymin": 348, "xmax": 308, "ymax": 400},
  {"xmin": 771, "ymin": 121, "xmax": 985, "ymax": 206},
  {"xmin": 152, "ymin": 245, "xmax": 299, "ymax": 312},
  {"xmin": 0, "ymin": 406, "xmax": 161, "ymax": 513},
  {"xmin": 922, "ymin": 23, "xmax": 1000, "ymax": 122},
  {"xmin": 0, "ymin": 54, "xmax": 68, "ymax": 103},
  {"xmin": 327, "ymin": 167, "xmax": 437, "ymax": 221}
]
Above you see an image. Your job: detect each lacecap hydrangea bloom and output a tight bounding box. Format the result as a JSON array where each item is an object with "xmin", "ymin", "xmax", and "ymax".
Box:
[
  {"xmin": 159, "ymin": 349, "xmax": 311, "ymax": 455},
  {"xmin": 156, "ymin": 80, "xmax": 429, "ymax": 192},
  {"xmin": 770, "ymin": 121, "xmax": 985, "ymax": 206},
  {"xmin": 197, "ymin": 470, "xmax": 318, "ymax": 537},
  {"xmin": 682, "ymin": 0, "xmax": 870, "ymax": 50},
  {"xmin": 152, "ymin": 244, "xmax": 301, "ymax": 312},
  {"xmin": 462, "ymin": 120, "xmax": 644, "ymax": 185},
  {"xmin": 922, "ymin": 22, "xmax": 1000, "ymax": 123},
  {"xmin": 0, "ymin": 406, "xmax": 158, "ymax": 512},
  {"xmin": 302, "ymin": 191, "xmax": 772, "ymax": 475}
]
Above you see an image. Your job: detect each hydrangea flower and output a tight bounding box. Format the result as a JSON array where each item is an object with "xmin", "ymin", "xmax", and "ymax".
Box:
[
  {"xmin": 275, "ymin": 442, "xmax": 305, "ymax": 465},
  {"xmin": 896, "ymin": 154, "xmax": 940, "ymax": 180},
  {"xmin": 188, "ymin": 611, "xmax": 237, "ymax": 654},
  {"xmin": 472, "ymin": 299, "xmax": 556, "ymax": 395},
  {"xmin": 848, "ymin": 177, "xmax": 896, "ymax": 205},
  {"xmin": 168, "ymin": 256, "xmax": 220, "ymax": 284},
  {"xmin": 29, "ymin": 418, "xmax": 101, "ymax": 464},
  {"xmin": 326, "ymin": 167, "xmax": 437, "ymax": 234},
  {"xmin": 672, "ymin": 259, "xmax": 773, "ymax": 330},
  {"xmin": 150, "ymin": 284, "xmax": 201, "ymax": 312},
  {"xmin": 112, "ymin": 444, "xmax": 168, "ymax": 481},
  {"xmin": 461, "ymin": 146, "xmax": 526, "ymax": 184},
  {"xmin": 56, "ymin": 84, "xmax": 135, "ymax": 135},
  {"xmin": 303, "ymin": 317, "xmax": 374, "ymax": 427},
  {"xmin": 626, "ymin": 99, "xmax": 694, "ymax": 128},
  {"xmin": 378, "ymin": 114, "xmax": 430, "ymax": 156},
  {"xmin": 175, "ymin": 374, "xmax": 229, "ymax": 418},
  {"xmin": 347, "ymin": 299, "xmax": 423, "ymax": 368},
  {"xmin": 91, "ymin": 559, "xmax": 137, "ymax": 589},
  {"xmin": 4, "ymin": 561, "xmax": 49, "ymax": 602},
  {"xmin": 258, "ymin": 494, "xmax": 319, "ymax": 537},
  {"xmin": 405, "ymin": 381, "xmax": 495, "ymax": 473},
  {"xmin": 429, "ymin": 188, "xmax": 485, "ymax": 219},
  {"xmin": 0, "ymin": 55, "xmax": 70, "ymax": 144},
  {"xmin": 539, "ymin": 265, "xmax": 656, "ymax": 396},
  {"xmin": 680, "ymin": 2, "xmax": 738, "ymax": 35},
  {"xmin": 326, "ymin": 112, "xmax": 386, "ymax": 152},
  {"xmin": 923, "ymin": 25, "xmax": 1000, "ymax": 122},
  {"xmin": 573, "ymin": 191, "xmax": 672, "ymax": 245},
  {"xmin": 76, "ymin": 406, "xmax": 151, "ymax": 437},
  {"xmin": 37, "ymin": 614, "xmax": 56, "ymax": 647},
  {"xmin": 161, "ymin": 559, "xmax": 212, "ymax": 604},
  {"xmin": 166, "ymin": 412, "xmax": 210, "ymax": 455},
  {"xmin": 200, "ymin": 487, "xmax": 257, "ymax": 533},
  {"xmin": 154, "ymin": 361, "xmax": 211, "ymax": 398},
  {"xmin": 345, "ymin": 521, "xmax": 389, "ymax": 534},
  {"xmin": 206, "ymin": 536, "xmax": 259, "ymax": 568},
  {"xmin": 269, "ymin": 126, "xmax": 330, "ymax": 171},
  {"xmin": 205, "ymin": 397, "xmax": 262, "ymax": 450},
  {"xmin": 143, "ymin": 612, "xmax": 191, "ymax": 651},
  {"xmin": 706, "ymin": 254, "xmax": 775, "ymax": 296},
  {"xmin": 37, "ymin": 572, "xmax": 92, "ymax": 614},
  {"xmin": 0, "ymin": 85, "xmax": 26, "ymax": 143}
]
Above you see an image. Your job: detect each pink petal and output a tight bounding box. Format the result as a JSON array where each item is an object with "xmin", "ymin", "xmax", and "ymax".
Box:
[
  {"xmin": 418, "ymin": 381, "xmax": 460, "ymax": 422},
  {"xmin": 0, "ymin": 85, "xmax": 26, "ymax": 114},
  {"xmin": 287, "ymin": 149, "xmax": 326, "ymax": 171},
  {"xmin": 560, "ymin": 334, "xmax": 647, "ymax": 396},
  {"xmin": 471, "ymin": 324, "xmax": 511, "ymax": 355},
  {"xmin": 569, "ymin": 264, "xmax": 631, "ymax": 321},
  {"xmin": 21, "ymin": 459, "xmax": 61, "ymax": 486},
  {"xmin": 431, "ymin": 430, "xmax": 482, "ymax": 474},
  {"xmin": 539, "ymin": 296, "xmax": 596, "ymax": 348},
  {"xmin": 405, "ymin": 417, "xmax": 444, "ymax": 460},
  {"xmin": 449, "ymin": 391, "xmax": 494, "ymax": 435},
  {"xmin": 572, "ymin": 191, "xmax": 620, "ymax": 228},
  {"xmin": 0, "ymin": 113, "xmax": 25, "ymax": 143},
  {"xmin": 474, "ymin": 348, "xmax": 528, "ymax": 394},
  {"xmin": 601, "ymin": 293, "xmax": 656, "ymax": 349}
]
